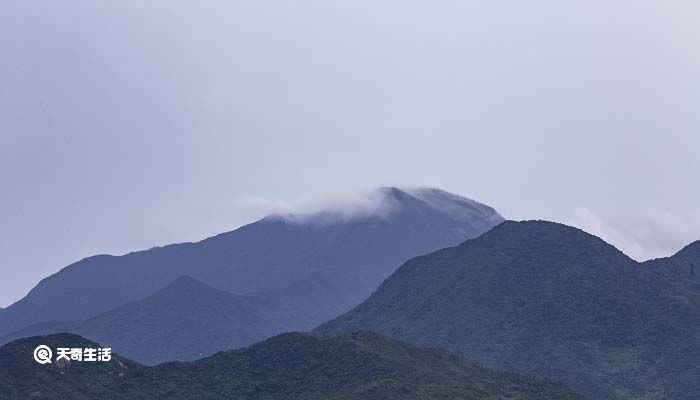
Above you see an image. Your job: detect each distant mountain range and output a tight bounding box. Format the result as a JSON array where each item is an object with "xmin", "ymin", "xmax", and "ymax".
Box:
[
  {"xmin": 0, "ymin": 187, "xmax": 504, "ymax": 363},
  {"xmin": 0, "ymin": 276, "xmax": 295, "ymax": 364},
  {"xmin": 315, "ymin": 221, "xmax": 700, "ymax": 400},
  {"xmin": 0, "ymin": 332, "xmax": 586, "ymax": 400}
]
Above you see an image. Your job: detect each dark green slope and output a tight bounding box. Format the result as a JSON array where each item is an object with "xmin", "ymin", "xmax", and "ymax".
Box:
[
  {"xmin": 0, "ymin": 332, "xmax": 584, "ymax": 400},
  {"xmin": 0, "ymin": 334, "xmax": 146, "ymax": 399},
  {"xmin": 315, "ymin": 220, "xmax": 700, "ymax": 400}
]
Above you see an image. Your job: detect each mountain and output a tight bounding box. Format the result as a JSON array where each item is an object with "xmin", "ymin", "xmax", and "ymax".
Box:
[
  {"xmin": 0, "ymin": 187, "xmax": 503, "ymax": 339},
  {"xmin": 315, "ymin": 220, "xmax": 700, "ymax": 400},
  {"xmin": 644, "ymin": 240, "xmax": 700, "ymax": 290},
  {"xmin": 0, "ymin": 276, "xmax": 297, "ymax": 364},
  {"xmin": 0, "ymin": 332, "xmax": 586, "ymax": 400}
]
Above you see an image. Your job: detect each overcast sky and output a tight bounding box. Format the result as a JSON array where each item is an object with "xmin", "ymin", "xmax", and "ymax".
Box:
[{"xmin": 2, "ymin": 1, "xmax": 699, "ymax": 307}]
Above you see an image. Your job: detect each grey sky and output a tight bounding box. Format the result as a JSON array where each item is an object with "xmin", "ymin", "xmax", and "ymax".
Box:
[{"xmin": 2, "ymin": 1, "xmax": 699, "ymax": 307}]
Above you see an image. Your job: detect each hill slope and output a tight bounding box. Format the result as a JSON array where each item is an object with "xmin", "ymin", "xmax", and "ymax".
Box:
[
  {"xmin": 0, "ymin": 276, "xmax": 299, "ymax": 364},
  {"xmin": 316, "ymin": 220, "xmax": 700, "ymax": 400},
  {"xmin": 0, "ymin": 187, "xmax": 503, "ymax": 338},
  {"xmin": 0, "ymin": 332, "xmax": 585, "ymax": 400}
]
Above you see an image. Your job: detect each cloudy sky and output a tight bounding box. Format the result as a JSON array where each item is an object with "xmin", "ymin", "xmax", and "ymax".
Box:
[{"xmin": 2, "ymin": 1, "xmax": 699, "ymax": 307}]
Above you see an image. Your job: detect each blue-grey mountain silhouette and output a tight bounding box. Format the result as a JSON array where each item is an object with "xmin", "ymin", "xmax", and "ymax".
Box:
[
  {"xmin": 0, "ymin": 187, "xmax": 504, "ymax": 355},
  {"xmin": 0, "ymin": 276, "xmax": 298, "ymax": 364}
]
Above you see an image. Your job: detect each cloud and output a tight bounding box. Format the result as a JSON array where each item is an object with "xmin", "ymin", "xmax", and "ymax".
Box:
[
  {"xmin": 567, "ymin": 207, "xmax": 700, "ymax": 261},
  {"xmin": 235, "ymin": 188, "xmax": 401, "ymax": 225}
]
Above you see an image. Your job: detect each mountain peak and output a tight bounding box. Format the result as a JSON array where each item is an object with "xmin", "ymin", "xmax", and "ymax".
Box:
[
  {"xmin": 143, "ymin": 276, "xmax": 250, "ymax": 308},
  {"xmin": 490, "ymin": 219, "xmax": 588, "ymax": 233},
  {"xmin": 470, "ymin": 219, "xmax": 592, "ymax": 244},
  {"xmin": 0, "ymin": 186, "xmax": 505, "ymax": 356},
  {"xmin": 264, "ymin": 186, "xmax": 503, "ymax": 227},
  {"xmin": 165, "ymin": 275, "xmax": 211, "ymax": 289},
  {"xmin": 471, "ymin": 219, "xmax": 633, "ymax": 259}
]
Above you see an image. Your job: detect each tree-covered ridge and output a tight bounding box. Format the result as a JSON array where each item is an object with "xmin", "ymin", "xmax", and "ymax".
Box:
[
  {"xmin": 0, "ymin": 332, "xmax": 584, "ymax": 400},
  {"xmin": 316, "ymin": 220, "xmax": 700, "ymax": 400}
]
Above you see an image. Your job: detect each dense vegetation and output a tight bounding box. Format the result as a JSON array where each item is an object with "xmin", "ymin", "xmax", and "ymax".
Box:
[
  {"xmin": 0, "ymin": 332, "xmax": 584, "ymax": 400},
  {"xmin": 316, "ymin": 220, "xmax": 700, "ymax": 400}
]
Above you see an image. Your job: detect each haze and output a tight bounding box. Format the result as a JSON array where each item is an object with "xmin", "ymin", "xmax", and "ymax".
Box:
[{"xmin": 2, "ymin": 1, "xmax": 699, "ymax": 307}]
